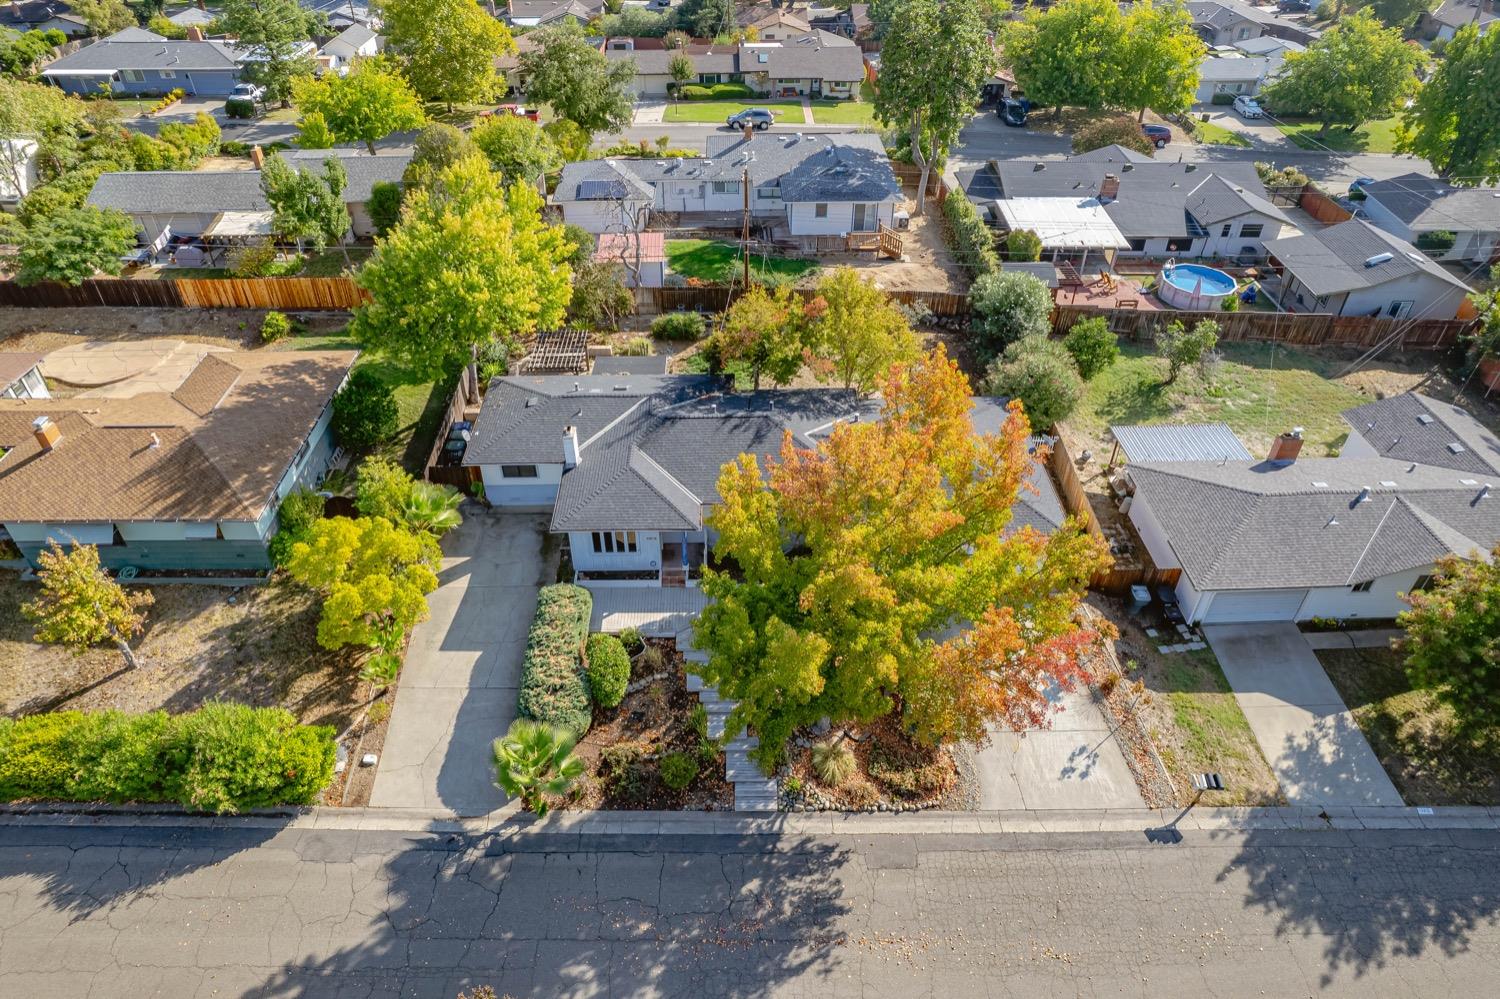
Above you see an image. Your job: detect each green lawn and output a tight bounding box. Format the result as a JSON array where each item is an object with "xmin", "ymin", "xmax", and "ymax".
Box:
[
  {"xmin": 810, "ymin": 99, "xmax": 877, "ymax": 126},
  {"xmin": 1193, "ymin": 119, "xmax": 1251, "ymax": 147},
  {"xmin": 1071, "ymin": 342, "xmax": 1367, "ymax": 456},
  {"xmin": 662, "ymin": 101, "xmax": 801, "ymax": 124},
  {"xmin": 1157, "ymin": 650, "xmax": 1281, "ymax": 805},
  {"xmin": 1275, "ymin": 116, "xmax": 1401, "ymax": 153},
  {"xmin": 664, "ymin": 239, "xmax": 820, "ymax": 284},
  {"xmin": 1317, "ymin": 647, "xmax": 1500, "ymax": 805}
]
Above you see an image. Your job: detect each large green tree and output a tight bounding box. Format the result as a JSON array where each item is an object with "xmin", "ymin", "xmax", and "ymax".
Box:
[
  {"xmin": 401, "ymin": 122, "xmax": 481, "ymax": 190},
  {"xmin": 519, "ymin": 20, "xmax": 636, "ymax": 135},
  {"xmin": 710, "ymin": 284, "xmax": 809, "ymax": 390},
  {"xmin": 1260, "ymin": 10, "xmax": 1422, "ymax": 135},
  {"xmin": 874, "ymin": 0, "xmax": 994, "ymax": 211},
  {"xmin": 1353, "ymin": 0, "xmax": 1438, "ymax": 29},
  {"xmin": 1400, "ymin": 547, "xmax": 1500, "ymax": 735},
  {"xmin": 672, "ymin": 0, "xmax": 734, "ymax": 37},
  {"xmin": 352, "ymin": 154, "xmax": 574, "ymax": 376},
  {"xmin": 0, "ymin": 80, "xmax": 86, "ymax": 198},
  {"xmin": 16, "ymin": 205, "xmax": 137, "ymax": 285},
  {"xmin": 803, "ymin": 266, "xmax": 918, "ymax": 393},
  {"xmin": 470, "ymin": 114, "xmax": 562, "ymax": 186},
  {"xmin": 1115, "ymin": 0, "xmax": 1204, "ymax": 121},
  {"xmin": 71, "ymin": 0, "xmax": 135, "ymax": 36},
  {"xmin": 218, "ymin": 0, "xmax": 321, "ymax": 107},
  {"xmin": 1399, "ymin": 24, "xmax": 1500, "ymax": 185},
  {"xmin": 260, "ymin": 152, "xmax": 352, "ymax": 256},
  {"xmin": 693, "ymin": 347, "xmax": 1110, "ymax": 768},
  {"xmin": 291, "ymin": 58, "xmax": 425, "ymax": 154},
  {"xmin": 376, "ymin": 0, "xmax": 515, "ymax": 110},
  {"xmin": 1004, "ymin": 0, "xmax": 1124, "ymax": 115}
]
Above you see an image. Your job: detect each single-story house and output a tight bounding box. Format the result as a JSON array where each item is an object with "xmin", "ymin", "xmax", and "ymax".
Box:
[
  {"xmin": 604, "ymin": 38, "xmax": 739, "ymax": 97},
  {"xmin": 0, "ymin": 350, "xmax": 357, "ymax": 572},
  {"xmin": 1357, "ymin": 173, "xmax": 1500, "ymax": 265},
  {"xmin": 319, "ymin": 23, "xmax": 379, "ymax": 73},
  {"xmin": 1194, "ymin": 54, "xmax": 1270, "ymax": 102},
  {"xmin": 462, "ymin": 373, "xmax": 1066, "ymax": 586},
  {"xmin": 961, "ymin": 154, "xmax": 1292, "ymax": 262},
  {"xmin": 0, "ymin": 0, "xmax": 88, "ymax": 36},
  {"xmin": 594, "ymin": 231, "xmax": 666, "ymax": 288},
  {"xmin": 1122, "ymin": 394, "xmax": 1500, "ymax": 623},
  {"xmin": 1187, "ymin": 0, "xmax": 1279, "ymax": 46},
  {"xmin": 0, "ymin": 138, "xmax": 40, "ymax": 207},
  {"xmin": 40, "ymin": 28, "xmax": 246, "ymax": 96},
  {"xmin": 504, "ymin": 0, "xmax": 601, "ymax": 28},
  {"xmin": 605, "ymin": 30, "xmax": 864, "ymax": 99},
  {"xmin": 746, "ymin": 8, "xmax": 816, "ymax": 40},
  {"xmin": 555, "ymin": 131, "xmax": 902, "ymax": 238},
  {"xmin": 1264, "ymin": 219, "xmax": 1474, "ymax": 318},
  {"xmin": 85, "ymin": 147, "xmax": 414, "ymax": 244},
  {"xmin": 0, "ymin": 354, "xmax": 49, "ymax": 400},
  {"xmin": 1233, "ymin": 33, "xmax": 1302, "ymax": 78},
  {"xmin": 1419, "ymin": 0, "xmax": 1495, "ymax": 40}
]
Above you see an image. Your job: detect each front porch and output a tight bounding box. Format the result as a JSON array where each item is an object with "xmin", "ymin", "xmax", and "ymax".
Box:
[{"xmin": 586, "ymin": 586, "xmax": 710, "ymax": 637}]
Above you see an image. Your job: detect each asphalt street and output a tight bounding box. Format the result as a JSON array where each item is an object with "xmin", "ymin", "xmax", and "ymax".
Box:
[{"xmin": 3, "ymin": 820, "xmax": 1498, "ymax": 997}]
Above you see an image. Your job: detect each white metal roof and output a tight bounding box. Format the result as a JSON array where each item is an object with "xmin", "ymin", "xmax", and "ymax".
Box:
[
  {"xmin": 1111, "ymin": 423, "xmax": 1255, "ymax": 463},
  {"xmin": 995, "ymin": 197, "xmax": 1129, "ymax": 250},
  {"xmin": 203, "ymin": 210, "xmax": 274, "ymax": 238}
]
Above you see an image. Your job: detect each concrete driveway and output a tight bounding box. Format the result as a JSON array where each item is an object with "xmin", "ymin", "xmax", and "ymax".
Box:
[
  {"xmin": 1204, "ymin": 622, "xmax": 1403, "ymax": 807},
  {"xmin": 370, "ymin": 509, "xmax": 553, "ymax": 815},
  {"xmin": 972, "ymin": 687, "xmax": 1145, "ymax": 810}
]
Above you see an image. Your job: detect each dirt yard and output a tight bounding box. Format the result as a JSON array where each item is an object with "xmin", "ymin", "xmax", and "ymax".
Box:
[
  {"xmin": 0, "ymin": 306, "xmax": 350, "ymax": 353},
  {"xmin": 813, "ymin": 198, "xmax": 966, "ymax": 293}
]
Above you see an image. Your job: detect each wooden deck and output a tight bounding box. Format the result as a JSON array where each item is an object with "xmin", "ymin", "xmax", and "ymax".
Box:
[{"xmin": 585, "ymin": 586, "xmax": 709, "ymax": 637}]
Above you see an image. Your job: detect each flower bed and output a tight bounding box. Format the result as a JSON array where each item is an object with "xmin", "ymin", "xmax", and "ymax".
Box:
[{"xmin": 780, "ymin": 714, "xmax": 959, "ymax": 813}]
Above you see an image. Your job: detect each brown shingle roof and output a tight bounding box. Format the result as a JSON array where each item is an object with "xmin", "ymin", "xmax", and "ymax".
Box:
[
  {"xmin": 0, "ymin": 350, "xmax": 356, "ymax": 524},
  {"xmin": 0, "ymin": 353, "xmax": 44, "ymax": 389}
]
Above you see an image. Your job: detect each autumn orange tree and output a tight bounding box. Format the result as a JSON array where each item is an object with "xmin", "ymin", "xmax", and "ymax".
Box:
[{"xmin": 693, "ymin": 346, "xmax": 1111, "ymax": 769}]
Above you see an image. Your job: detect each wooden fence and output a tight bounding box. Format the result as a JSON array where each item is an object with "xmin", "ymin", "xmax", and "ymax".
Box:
[
  {"xmin": 635, "ymin": 285, "xmax": 970, "ymax": 318},
  {"xmin": 1298, "ymin": 184, "xmax": 1354, "ymax": 226},
  {"xmin": 1051, "ymin": 303, "xmax": 1472, "ymax": 351},
  {"xmin": 0, "ymin": 276, "xmax": 369, "ymax": 311},
  {"xmin": 424, "ymin": 379, "xmax": 481, "ymax": 489}
]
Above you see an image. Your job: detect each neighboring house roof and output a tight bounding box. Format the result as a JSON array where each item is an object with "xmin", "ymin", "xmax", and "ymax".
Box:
[
  {"xmin": 1187, "ymin": 0, "xmax": 1280, "ymax": 30},
  {"xmin": 0, "ymin": 0, "xmax": 81, "ymax": 28},
  {"xmin": 1343, "ymin": 393, "xmax": 1500, "ymax": 477},
  {"xmin": 594, "ymin": 231, "xmax": 665, "ymax": 263},
  {"xmin": 0, "ymin": 353, "xmax": 45, "ymax": 390},
  {"xmin": 739, "ymin": 30, "xmax": 862, "ymax": 80},
  {"xmin": 1197, "ymin": 55, "xmax": 1270, "ymax": 82},
  {"xmin": 167, "ymin": 7, "xmax": 216, "ymax": 26},
  {"xmin": 0, "ymin": 351, "xmax": 355, "ymax": 525},
  {"xmin": 1263, "ymin": 220, "xmax": 1474, "ymax": 298},
  {"xmin": 1127, "ymin": 395, "xmax": 1500, "ymax": 590},
  {"xmin": 750, "ymin": 9, "xmax": 812, "ymax": 31},
  {"xmin": 557, "ymin": 132, "xmax": 901, "ymax": 206},
  {"xmin": 1234, "ymin": 35, "xmax": 1303, "ymax": 56},
  {"xmin": 1360, "ymin": 172, "xmax": 1500, "ymax": 232},
  {"xmin": 86, "ymin": 148, "xmax": 413, "ymax": 214},
  {"xmin": 1428, "ymin": 0, "xmax": 1497, "ymax": 29},
  {"xmin": 41, "ymin": 30, "xmax": 243, "ymax": 74},
  {"xmin": 506, "ymin": 0, "xmax": 600, "ymax": 25},
  {"xmin": 979, "ymin": 158, "xmax": 1287, "ymax": 240},
  {"xmin": 328, "ymin": 23, "xmax": 377, "ymax": 49},
  {"xmin": 1111, "ymin": 424, "xmax": 1254, "ymax": 463}
]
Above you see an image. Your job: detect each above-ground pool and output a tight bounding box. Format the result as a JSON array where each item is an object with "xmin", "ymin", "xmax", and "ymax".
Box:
[{"xmin": 1157, "ymin": 261, "xmax": 1236, "ymax": 311}]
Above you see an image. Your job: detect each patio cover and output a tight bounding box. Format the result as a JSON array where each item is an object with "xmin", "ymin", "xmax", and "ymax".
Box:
[
  {"xmin": 995, "ymin": 197, "xmax": 1129, "ymax": 250},
  {"xmin": 1110, "ymin": 423, "xmax": 1254, "ymax": 463},
  {"xmin": 202, "ymin": 210, "xmax": 274, "ymax": 241}
]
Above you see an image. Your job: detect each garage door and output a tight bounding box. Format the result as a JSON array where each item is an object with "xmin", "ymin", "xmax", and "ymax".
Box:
[{"xmin": 1201, "ymin": 589, "xmax": 1308, "ymax": 623}]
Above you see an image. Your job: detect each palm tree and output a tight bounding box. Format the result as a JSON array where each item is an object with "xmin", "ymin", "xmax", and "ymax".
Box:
[
  {"xmin": 402, "ymin": 481, "xmax": 464, "ymax": 536},
  {"xmin": 492, "ymin": 719, "xmax": 585, "ymax": 816}
]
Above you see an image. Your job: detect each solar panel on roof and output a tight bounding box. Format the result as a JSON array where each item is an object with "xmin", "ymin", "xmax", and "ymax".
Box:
[{"xmin": 576, "ymin": 179, "xmax": 628, "ymax": 200}]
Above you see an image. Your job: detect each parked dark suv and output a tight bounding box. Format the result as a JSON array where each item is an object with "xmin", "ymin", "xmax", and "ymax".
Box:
[
  {"xmin": 1140, "ymin": 123, "xmax": 1172, "ymax": 148},
  {"xmin": 997, "ymin": 98, "xmax": 1028, "ymax": 127},
  {"xmin": 725, "ymin": 108, "xmax": 776, "ymax": 130}
]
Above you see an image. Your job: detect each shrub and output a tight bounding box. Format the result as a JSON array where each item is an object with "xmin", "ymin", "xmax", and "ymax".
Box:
[
  {"xmin": 220, "ymin": 140, "xmax": 250, "ymax": 157},
  {"xmin": 1071, "ymin": 115, "xmax": 1156, "ymax": 156},
  {"xmin": 367, "ymin": 180, "xmax": 403, "ymax": 239},
  {"xmin": 491, "ymin": 718, "xmax": 584, "ymax": 816},
  {"xmin": 1211, "ymin": 92, "xmax": 1237, "ymax": 105},
  {"xmin": 599, "ymin": 743, "xmax": 653, "ymax": 803},
  {"xmin": 618, "ymin": 626, "xmax": 643, "ymax": 654},
  {"xmin": 811, "ymin": 739, "xmax": 856, "ymax": 787},
  {"xmin": 1062, "ymin": 315, "xmax": 1119, "ymax": 380},
  {"xmin": 970, "ymin": 270, "xmax": 1054, "ymax": 356},
  {"xmin": 260, "ymin": 310, "xmax": 292, "ymax": 342},
  {"xmin": 585, "ymin": 633, "xmax": 630, "ymax": 709},
  {"xmin": 985, "ymin": 336, "xmax": 1084, "ymax": 430},
  {"xmin": 1254, "ymin": 161, "xmax": 1309, "ymax": 189},
  {"xmin": 0, "ymin": 705, "xmax": 334, "ymax": 813},
  {"xmin": 617, "ymin": 336, "xmax": 652, "ymax": 356},
  {"xmin": 1220, "ymin": 293, "xmax": 1240, "ymax": 312},
  {"xmin": 637, "ymin": 643, "xmax": 666, "ymax": 674},
  {"xmin": 1155, "ymin": 318, "xmax": 1220, "ymax": 383},
  {"xmin": 331, "ymin": 368, "xmax": 398, "ymax": 451},
  {"xmin": 359, "ymin": 652, "xmax": 401, "ymax": 690},
  {"xmin": 1416, "ymin": 230, "xmax": 1456, "ymax": 253},
  {"xmin": 1005, "ymin": 228, "xmax": 1043, "ymax": 262},
  {"xmin": 659, "ymin": 751, "xmax": 699, "ymax": 791},
  {"xmin": 652, "ymin": 311, "xmax": 706, "ymax": 340},
  {"xmin": 517, "ymin": 584, "xmax": 594, "ymax": 734},
  {"xmin": 225, "ymin": 98, "xmax": 257, "ymax": 119},
  {"xmin": 678, "ymin": 83, "xmax": 753, "ymax": 100},
  {"xmin": 941, "ymin": 191, "xmax": 1000, "ymax": 278},
  {"xmin": 689, "ymin": 702, "xmax": 709, "ymax": 743},
  {"xmin": 269, "ymin": 487, "xmax": 325, "ymax": 566},
  {"xmin": 230, "ymin": 240, "xmax": 279, "ymax": 278},
  {"xmin": 866, "ymin": 742, "xmax": 948, "ymax": 799}
]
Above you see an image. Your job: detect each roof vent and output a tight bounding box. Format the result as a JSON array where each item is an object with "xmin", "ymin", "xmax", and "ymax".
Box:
[
  {"xmin": 1461, "ymin": 478, "xmax": 1479, "ymax": 485},
  {"xmin": 1312, "ymin": 480, "xmax": 1328, "ymax": 488},
  {"xmin": 1326, "ymin": 515, "xmax": 1339, "ymax": 527},
  {"xmin": 1364, "ymin": 252, "xmax": 1394, "ymax": 268},
  {"xmin": 612, "ymin": 384, "xmax": 628, "ymax": 391},
  {"xmin": 1185, "ymin": 163, "xmax": 1197, "ymax": 173},
  {"xmin": 1417, "ymin": 413, "xmax": 1434, "ymax": 424},
  {"xmin": 525, "ymin": 397, "xmax": 536, "ymax": 407},
  {"xmin": 1447, "ymin": 441, "xmax": 1467, "ymax": 454},
  {"xmin": 1356, "ymin": 487, "xmax": 1373, "ymax": 503},
  {"xmin": 1033, "ymin": 162, "xmax": 1046, "ymax": 172},
  {"xmin": 149, "ymin": 432, "xmax": 160, "ymax": 449},
  {"xmin": 1380, "ymin": 480, "xmax": 1397, "ymax": 487}
]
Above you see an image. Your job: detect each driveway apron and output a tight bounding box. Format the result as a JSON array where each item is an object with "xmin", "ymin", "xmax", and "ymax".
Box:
[
  {"xmin": 370, "ymin": 509, "xmax": 552, "ymax": 814},
  {"xmin": 1204, "ymin": 622, "xmax": 1403, "ymax": 807}
]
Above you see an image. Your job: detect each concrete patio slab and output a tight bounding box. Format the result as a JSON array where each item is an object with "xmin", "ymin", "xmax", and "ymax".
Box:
[
  {"xmin": 586, "ymin": 586, "xmax": 708, "ymax": 637},
  {"xmin": 1204, "ymin": 622, "xmax": 1403, "ymax": 808},
  {"xmin": 370, "ymin": 509, "xmax": 552, "ymax": 816},
  {"xmin": 39, "ymin": 339, "xmax": 231, "ymax": 395}
]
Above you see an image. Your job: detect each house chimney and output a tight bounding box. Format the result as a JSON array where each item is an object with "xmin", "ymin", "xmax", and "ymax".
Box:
[
  {"xmin": 32, "ymin": 415, "xmax": 60, "ymax": 452},
  {"xmin": 1099, "ymin": 173, "xmax": 1120, "ymax": 203},
  {"xmin": 743, "ymin": 123, "xmax": 754, "ymax": 141},
  {"xmin": 1268, "ymin": 427, "xmax": 1303, "ymax": 463},
  {"xmin": 562, "ymin": 425, "xmax": 579, "ymax": 469},
  {"xmin": 250, "ymin": 144, "xmax": 264, "ymax": 168},
  {"xmin": 186, "ymin": 25, "xmax": 204, "ymax": 41}
]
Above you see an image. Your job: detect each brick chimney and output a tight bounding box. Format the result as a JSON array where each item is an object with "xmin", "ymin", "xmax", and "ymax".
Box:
[
  {"xmin": 562, "ymin": 426, "xmax": 579, "ymax": 469},
  {"xmin": 186, "ymin": 25, "xmax": 204, "ymax": 41},
  {"xmin": 742, "ymin": 123, "xmax": 754, "ymax": 141},
  {"xmin": 32, "ymin": 415, "xmax": 60, "ymax": 452},
  {"xmin": 250, "ymin": 144, "xmax": 264, "ymax": 168},
  {"xmin": 1099, "ymin": 173, "xmax": 1120, "ymax": 203},
  {"xmin": 1269, "ymin": 427, "xmax": 1304, "ymax": 463}
]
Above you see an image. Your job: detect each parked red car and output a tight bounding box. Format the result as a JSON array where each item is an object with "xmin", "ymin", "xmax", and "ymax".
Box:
[{"xmin": 481, "ymin": 104, "xmax": 540, "ymax": 122}]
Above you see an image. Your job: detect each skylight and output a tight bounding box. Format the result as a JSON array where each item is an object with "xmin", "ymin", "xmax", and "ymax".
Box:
[
  {"xmin": 1447, "ymin": 442, "xmax": 1467, "ymax": 454},
  {"xmin": 1417, "ymin": 414, "xmax": 1434, "ymax": 425}
]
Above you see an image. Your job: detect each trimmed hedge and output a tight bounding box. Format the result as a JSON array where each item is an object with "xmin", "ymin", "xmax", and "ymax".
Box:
[
  {"xmin": 585, "ymin": 633, "xmax": 630, "ymax": 709},
  {"xmin": 941, "ymin": 193, "xmax": 1001, "ymax": 279},
  {"xmin": 0, "ymin": 704, "xmax": 335, "ymax": 813},
  {"xmin": 517, "ymin": 584, "xmax": 594, "ymax": 734},
  {"xmin": 677, "ymin": 83, "xmax": 755, "ymax": 100},
  {"xmin": 1211, "ymin": 92, "xmax": 1237, "ymax": 105}
]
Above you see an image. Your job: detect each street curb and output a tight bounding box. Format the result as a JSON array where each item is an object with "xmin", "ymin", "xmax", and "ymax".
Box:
[{"xmin": 3, "ymin": 801, "xmax": 1499, "ymax": 836}]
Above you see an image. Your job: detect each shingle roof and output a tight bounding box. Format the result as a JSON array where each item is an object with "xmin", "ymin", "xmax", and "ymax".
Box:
[
  {"xmin": 0, "ymin": 353, "xmax": 45, "ymax": 390},
  {"xmin": 0, "ymin": 0, "xmax": 82, "ymax": 27},
  {"xmin": 592, "ymin": 355, "xmax": 669, "ymax": 375},
  {"xmin": 1263, "ymin": 220, "xmax": 1474, "ymax": 297},
  {"xmin": 1343, "ymin": 393, "xmax": 1500, "ymax": 476},
  {"xmin": 1428, "ymin": 0, "xmax": 1497, "ymax": 28},
  {"xmin": 1184, "ymin": 173, "xmax": 1290, "ymax": 227},
  {"xmin": 606, "ymin": 43, "xmax": 738, "ymax": 76},
  {"xmin": 0, "ymin": 351, "xmax": 355, "ymax": 524},
  {"xmin": 1361, "ymin": 172, "xmax": 1500, "ymax": 232},
  {"xmin": 328, "ymin": 23, "xmax": 377, "ymax": 49},
  {"xmin": 739, "ymin": 30, "xmax": 862, "ymax": 81},
  {"xmin": 1187, "ymin": 0, "xmax": 1281, "ymax": 29},
  {"xmin": 1197, "ymin": 55, "xmax": 1269, "ymax": 82},
  {"xmin": 43, "ymin": 30, "xmax": 242, "ymax": 73}
]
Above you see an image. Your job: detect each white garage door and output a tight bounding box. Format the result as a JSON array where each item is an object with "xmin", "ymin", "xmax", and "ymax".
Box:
[{"xmin": 1201, "ymin": 589, "xmax": 1308, "ymax": 623}]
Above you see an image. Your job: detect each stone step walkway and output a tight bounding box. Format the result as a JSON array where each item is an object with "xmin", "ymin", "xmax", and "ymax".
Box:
[{"xmin": 677, "ymin": 625, "xmax": 778, "ymax": 812}]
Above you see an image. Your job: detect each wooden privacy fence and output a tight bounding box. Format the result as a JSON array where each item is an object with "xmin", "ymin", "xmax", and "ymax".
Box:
[
  {"xmin": 1051, "ymin": 304, "xmax": 1472, "ymax": 351},
  {"xmin": 636, "ymin": 285, "xmax": 970, "ymax": 318},
  {"xmin": 0, "ymin": 277, "xmax": 369, "ymax": 311},
  {"xmin": 424, "ymin": 381, "xmax": 481, "ymax": 489},
  {"xmin": 1298, "ymin": 184, "xmax": 1354, "ymax": 226}
]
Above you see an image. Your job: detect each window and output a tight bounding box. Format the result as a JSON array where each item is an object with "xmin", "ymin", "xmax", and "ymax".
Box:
[
  {"xmin": 1127, "ymin": 237, "xmax": 1147, "ymax": 252},
  {"xmin": 712, "ymin": 181, "xmax": 739, "ymax": 195},
  {"xmin": 699, "ymin": 74, "xmax": 721, "ymax": 84},
  {"xmin": 1350, "ymin": 580, "xmax": 1373, "ymax": 593},
  {"xmin": 159, "ymin": 70, "xmax": 175, "ymax": 79},
  {"xmin": 1239, "ymin": 223, "xmax": 1264, "ymax": 239},
  {"xmin": 121, "ymin": 69, "xmax": 144, "ymax": 82},
  {"xmin": 756, "ymin": 185, "xmax": 780, "ymax": 199},
  {"xmin": 1220, "ymin": 223, "xmax": 1232, "ymax": 237},
  {"xmin": 591, "ymin": 531, "xmax": 638, "ymax": 554},
  {"xmin": 500, "ymin": 464, "xmax": 538, "ymax": 478},
  {"xmin": 1411, "ymin": 574, "xmax": 1435, "ymax": 592},
  {"xmin": 1388, "ymin": 300, "xmax": 1413, "ymax": 318},
  {"xmin": 814, "ymin": 203, "xmax": 828, "ymax": 218}
]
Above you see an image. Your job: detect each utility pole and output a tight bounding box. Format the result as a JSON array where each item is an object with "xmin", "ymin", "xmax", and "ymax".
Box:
[{"xmin": 741, "ymin": 166, "xmax": 751, "ymax": 288}]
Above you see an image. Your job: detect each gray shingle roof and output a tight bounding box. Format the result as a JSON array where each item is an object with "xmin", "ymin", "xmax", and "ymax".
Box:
[
  {"xmin": 739, "ymin": 30, "xmax": 863, "ymax": 81},
  {"xmin": 1361, "ymin": 172, "xmax": 1500, "ymax": 232},
  {"xmin": 1343, "ymin": 393, "xmax": 1500, "ymax": 476},
  {"xmin": 592, "ymin": 355, "xmax": 669, "ymax": 375},
  {"xmin": 43, "ymin": 31, "xmax": 242, "ymax": 73},
  {"xmin": 1263, "ymin": 220, "xmax": 1474, "ymax": 298},
  {"xmin": 1197, "ymin": 55, "xmax": 1268, "ymax": 82},
  {"xmin": 1069, "ymin": 145, "xmax": 1155, "ymax": 165}
]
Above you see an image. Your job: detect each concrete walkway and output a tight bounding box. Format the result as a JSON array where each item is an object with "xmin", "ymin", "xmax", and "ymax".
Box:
[
  {"xmin": 800, "ymin": 96, "xmax": 814, "ymax": 125},
  {"xmin": 370, "ymin": 510, "xmax": 552, "ymax": 815},
  {"xmin": 1205, "ymin": 622, "xmax": 1404, "ymax": 807},
  {"xmin": 971, "ymin": 687, "xmax": 1146, "ymax": 810}
]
